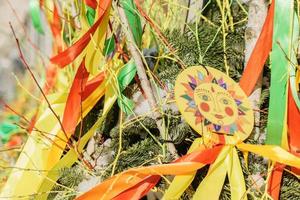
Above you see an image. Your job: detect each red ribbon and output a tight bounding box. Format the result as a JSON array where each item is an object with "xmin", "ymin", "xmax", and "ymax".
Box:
[
  {"xmin": 62, "ymin": 61, "xmax": 89, "ymax": 134},
  {"xmin": 112, "ymin": 176, "xmax": 161, "ymax": 200},
  {"xmin": 85, "ymin": 0, "xmax": 98, "ymax": 9},
  {"xmin": 288, "ymin": 86, "xmax": 300, "ymax": 168},
  {"xmin": 268, "ymin": 163, "xmax": 285, "ymax": 199}
]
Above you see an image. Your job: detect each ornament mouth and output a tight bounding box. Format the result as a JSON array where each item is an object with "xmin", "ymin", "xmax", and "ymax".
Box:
[{"xmin": 214, "ymin": 114, "xmax": 224, "ymax": 119}]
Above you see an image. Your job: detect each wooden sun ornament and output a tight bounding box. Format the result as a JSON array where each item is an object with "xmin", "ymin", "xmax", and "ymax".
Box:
[{"xmin": 175, "ymin": 66, "xmax": 254, "ymax": 144}]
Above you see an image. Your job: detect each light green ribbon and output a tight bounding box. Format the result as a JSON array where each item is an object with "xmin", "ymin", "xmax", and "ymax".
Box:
[
  {"xmin": 0, "ymin": 115, "xmax": 20, "ymax": 143},
  {"xmin": 121, "ymin": 0, "xmax": 143, "ymax": 47},
  {"xmin": 86, "ymin": 6, "xmax": 96, "ymax": 26},
  {"xmin": 29, "ymin": 0, "xmax": 44, "ymax": 34},
  {"xmin": 266, "ymin": 0, "xmax": 295, "ymax": 145},
  {"xmin": 103, "ymin": 36, "xmax": 115, "ymax": 56}
]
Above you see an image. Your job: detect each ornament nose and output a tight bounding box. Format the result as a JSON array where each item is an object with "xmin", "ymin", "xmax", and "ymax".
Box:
[{"xmin": 212, "ymin": 98, "xmax": 221, "ymax": 112}]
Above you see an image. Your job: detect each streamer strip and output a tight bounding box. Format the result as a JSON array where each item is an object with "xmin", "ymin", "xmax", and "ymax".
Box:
[{"xmin": 239, "ymin": 1, "xmax": 274, "ymax": 96}]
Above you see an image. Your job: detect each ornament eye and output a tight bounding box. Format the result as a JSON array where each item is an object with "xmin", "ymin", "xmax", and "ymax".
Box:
[
  {"xmin": 202, "ymin": 95, "xmax": 210, "ymax": 101},
  {"xmin": 222, "ymin": 99, "xmax": 229, "ymax": 105}
]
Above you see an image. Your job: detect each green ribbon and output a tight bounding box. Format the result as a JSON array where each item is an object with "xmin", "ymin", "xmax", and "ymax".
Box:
[
  {"xmin": 102, "ymin": 0, "xmax": 142, "ymax": 56},
  {"xmin": 86, "ymin": 6, "xmax": 96, "ymax": 26},
  {"xmin": 0, "ymin": 115, "xmax": 20, "ymax": 143},
  {"xmin": 103, "ymin": 37, "xmax": 115, "ymax": 56},
  {"xmin": 121, "ymin": 0, "xmax": 143, "ymax": 47},
  {"xmin": 118, "ymin": 94, "xmax": 135, "ymax": 114},
  {"xmin": 117, "ymin": 60, "xmax": 137, "ymax": 114},
  {"xmin": 29, "ymin": 0, "xmax": 44, "ymax": 34},
  {"xmin": 266, "ymin": 0, "xmax": 295, "ymax": 145}
]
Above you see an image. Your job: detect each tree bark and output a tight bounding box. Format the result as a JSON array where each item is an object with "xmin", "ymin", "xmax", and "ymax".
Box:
[{"xmin": 183, "ymin": 0, "xmax": 204, "ymax": 31}]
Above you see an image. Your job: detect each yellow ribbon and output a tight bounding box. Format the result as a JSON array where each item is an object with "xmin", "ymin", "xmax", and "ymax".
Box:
[{"xmin": 85, "ymin": 7, "xmax": 111, "ymax": 74}]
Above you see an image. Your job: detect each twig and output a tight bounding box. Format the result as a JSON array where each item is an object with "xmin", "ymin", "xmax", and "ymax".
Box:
[
  {"xmin": 116, "ymin": 4, "xmax": 178, "ymax": 157},
  {"xmin": 111, "ymin": 110, "xmax": 123, "ymax": 176},
  {"xmin": 0, "ymin": 99, "xmax": 70, "ymax": 149},
  {"xmin": 108, "ymin": 20, "xmax": 130, "ymax": 62},
  {"xmin": 133, "ymin": 0, "xmax": 186, "ymax": 69},
  {"xmin": 0, "ymin": 99, "xmax": 31, "ymax": 125}
]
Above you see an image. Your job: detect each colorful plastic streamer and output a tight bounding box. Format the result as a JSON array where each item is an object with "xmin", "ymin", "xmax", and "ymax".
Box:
[
  {"xmin": 239, "ymin": 1, "xmax": 274, "ymax": 96},
  {"xmin": 85, "ymin": 0, "xmax": 97, "ymax": 9},
  {"xmin": 0, "ymin": 70, "xmax": 107, "ymax": 198},
  {"xmin": 288, "ymin": 86, "xmax": 300, "ymax": 172},
  {"xmin": 36, "ymin": 79, "xmax": 118, "ymax": 200},
  {"xmin": 34, "ymin": 61, "xmax": 125, "ymax": 199},
  {"xmin": 86, "ymin": 6, "xmax": 96, "ymax": 26},
  {"xmin": 62, "ymin": 61, "xmax": 90, "ymax": 134},
  {"xmin": 75, "ymin": 143, "xmax": 223, "ymax": 200},
  {"xmin": 121, "ymin": 0, "xmax": 143, "ymax": 47},
  {"xmin": 104, "ymin": 37, "xmax": 115, "ymax": 56}
]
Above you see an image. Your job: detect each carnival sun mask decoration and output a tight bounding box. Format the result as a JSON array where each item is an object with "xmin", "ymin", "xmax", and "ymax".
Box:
[{"xmin": 175, "ymin": 66, "xmax": 253, "ymax": 144}]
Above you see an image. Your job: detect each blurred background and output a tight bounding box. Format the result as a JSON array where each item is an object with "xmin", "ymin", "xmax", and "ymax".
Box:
[{"xmin": 0, "ymin": 0, "xmax": 51, "ymax": 102}]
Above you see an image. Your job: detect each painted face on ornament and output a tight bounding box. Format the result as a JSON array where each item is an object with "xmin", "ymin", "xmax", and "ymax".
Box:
[
  {"xmin": 194, "ymin": 83, "xmax": 238, "ymax": 126},
  {"xmin": 175, "ymin": 66, "xmax": 254, "ymax": 141}
]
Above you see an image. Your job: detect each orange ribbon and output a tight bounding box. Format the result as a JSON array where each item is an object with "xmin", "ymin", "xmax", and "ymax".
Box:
[
  {"xmin": 76, "ymin": 144, "xmax": 224, "ymax": 200},
  {"xmin": 239, "ymin": 1, "xmax": 274, "ymax": 96}
]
